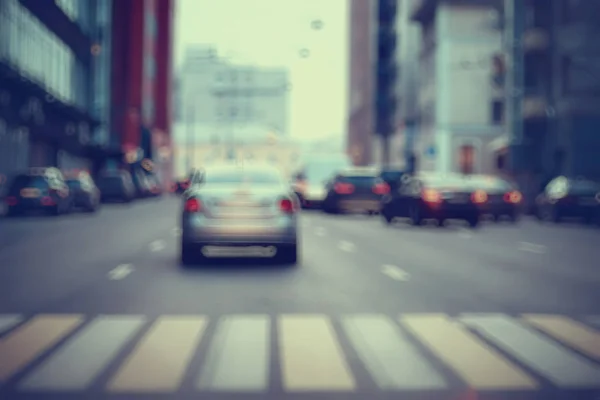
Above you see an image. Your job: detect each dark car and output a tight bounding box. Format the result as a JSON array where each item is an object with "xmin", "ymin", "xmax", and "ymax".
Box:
[
  {"xmin": 131, "ymin": 169, "xmax": 153, "ymax": 198},
  {"xmin": 97, "ymin": 171, "xmax": 136, "ymax": 203},
  {"xmin": 171, "ymin": 179, "xmax": 190, "ymax": 195},
  {"xmin": 468, "ymin": 175, "xmax": 522, "ymax": 222},
  {"xmin": 65, "ymin": 171, "xmax": 101, "ymax": 212},
  {"xmin": 4, "ymin": 167, "xmax": 72, "ymax": 216},
  {"xmin": 322, "ymin": 167, "xmax": 390, "ymax": 214},
  {"xmin": 535, "ymin": 176, "xmax": 600, "ymax": 224},
  {"xmin": 381, "ymin": 173, "xmax": 484, "ymax": 228}
]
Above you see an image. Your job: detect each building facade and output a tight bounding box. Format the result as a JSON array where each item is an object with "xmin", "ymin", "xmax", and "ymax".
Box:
[
  {"xmin": 411, "ymin": 0, "xmax": 505, "ymax": 175},
  {"xmin": 110, "ymin": 0, "xmax": 174, "ymax": 188},
  {"xmin": 0, "ymin": 0, "xmax": 100, "ymax": 180},
  {"xmin": 347, "ymin": 0, "xmax": 378, "ymax": 166},
  {"xmin": 178, "ymin": 45, "xmax": 290, "ymax": 140}
]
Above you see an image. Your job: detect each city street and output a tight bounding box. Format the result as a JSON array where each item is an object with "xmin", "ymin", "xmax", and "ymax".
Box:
[{"xmin": 0, "ymin": 197, "xmax": 599, "ymax": 400}]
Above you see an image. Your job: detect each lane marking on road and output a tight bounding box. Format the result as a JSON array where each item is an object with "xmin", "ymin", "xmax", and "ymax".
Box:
[
  {"xmin": 517, "ymin": 242, "xmax": 547, "ymax": 254},
  {"xmin": 109, "ymin": 316, "xmax": 207, "ymax": 392},
  {"xmin": 381, "ymin": 265, "xmax": 410, "ymax": 281},
  {"xmin": 402, "ymin": 314, "xmax": 536, "ymax": 389},
  {"xmin": 315, "ymin": 227, "xmax": 326, "ymax": 236},
  {"xmin": 342, "ymin": 315, "xmax": 447, "ymax": 389},
  {"xmin": 279, "ymin": 315, "xmax": 356, "ymax": 391},
  {"xmin": 461, "ymin": 313, "xmax": 600, "ymax": 387},
  {"xmin": 0, "ymin": 315, "xmax": 84, "ymax": 383},
  {"xmin": 108, "ymin": 264, "xmax": 134, "ymax": 280},
  {"xmin": 197, "ymin": 315, "xmax": 270, "ymax": 392},
  {"xmin": 20, "ymin": 316, "xmax": 146, "ymax": 391},
  {"xmin": 338, "ymin": 241, "xmax": 355, "ymax": 252},
  {"xmin": 172, "ymin": 227, "xmax": 181, "ymax": 237},
  {"xmin": 149, "ymin": 240, "xmax": 165, "ymax": 252}
]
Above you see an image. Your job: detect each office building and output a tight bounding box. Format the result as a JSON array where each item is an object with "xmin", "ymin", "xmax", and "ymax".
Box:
[
  {"xmin": 346, "ymin": 0, "xmax": 377, "ymax": 166},
  {"xmin": 110, "ymin": 0, "xmax": 174, "ymax": 187},
  {"xmin": 178, "ymin": 45, "xmax": 290, "ymax": 141},
  {"xmin": 0, "ymin": 0, "xmax": 102, "ymax": 177},
  {"xmin": 411, "ymin": 0, "xmax": 505, "ymax": 175}
]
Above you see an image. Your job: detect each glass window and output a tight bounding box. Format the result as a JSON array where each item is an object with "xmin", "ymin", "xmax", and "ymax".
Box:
[{"xmin": 204, "ymin": 169, "xmax": 282, "ymax": 185}]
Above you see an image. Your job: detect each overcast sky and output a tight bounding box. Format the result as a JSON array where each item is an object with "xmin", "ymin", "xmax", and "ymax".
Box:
[{"xmin": 173, "ymin": 0, "xmax": 348, "ymax": 140}]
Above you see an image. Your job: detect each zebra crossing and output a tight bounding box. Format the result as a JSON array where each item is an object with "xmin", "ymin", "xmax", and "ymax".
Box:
[{"xmin": 0, "ymin": 313, "xmax": 599, "ymax": 394}]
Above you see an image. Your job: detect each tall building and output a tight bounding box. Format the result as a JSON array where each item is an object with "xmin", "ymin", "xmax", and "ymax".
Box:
[
  {"xmin": 0, "ymin": 0, "xmax": 103, "ymax": 177},
  {"xmin": 411, "ymin": 0, "xmax": 505, "ymax": 175},
  {"xmin": 110, "ymin": 0, "xmax": 174, "ymax": 188},
  {"xmin": 347, "ymin": 0, "xmax": 378, "ymax": 166},
  {"xmin": 178, "ymin": 45, "xmax": 290, "ymax": 140}
]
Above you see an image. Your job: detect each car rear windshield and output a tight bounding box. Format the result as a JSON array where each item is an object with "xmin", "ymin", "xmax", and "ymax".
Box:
[
  {"xmin": 569, "ymin": 180, "xmax": 600, "ymax": 195},
  {"xmin": 380, "ymin": 171, "xmax": 405, "ymax": 184},
  {"xmin": 9, "ymin": 175, "xmax": 48, "ymax": 192},
  {"xmin": 422, "ymin": 176, "xmax": 468, "ymax": 189},
  {"xmin": 205, "ymin": 170, "xmax": 282, "ymax": 185},
  {"xmin": 338, "ymin": 175, "xmax": 377, "ymax": 187},
  {"xmin": 98, "ymin": 176, "xmax": 123, "ymax": 189},
  {"xmin": 66, "ymin": 179, "xmax": 81, "ymax": 189}
]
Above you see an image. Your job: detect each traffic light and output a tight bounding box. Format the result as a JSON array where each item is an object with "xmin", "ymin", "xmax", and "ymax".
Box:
[{"xmin": 375, "ymin": 0, "xmax": 398, "ymax": 137}]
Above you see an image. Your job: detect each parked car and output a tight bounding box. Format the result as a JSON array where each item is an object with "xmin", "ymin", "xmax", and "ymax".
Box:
[
  {"xmin": 535, "ymin": 176, "xmax": 600, "ymax": 224},
  {"xmin": 65, "ymin": 171, "xmax": 101, "ymax": 212},
  {"xmin": 322, "ymin": 167, "xmax": 390, "ymax": 214},
  {"xmin": 97, "ymin": 171, "xmax": 136, "ymax": 203},
  {"xmin": 4, "ymin": 167, "xmax": 72, "ymax": 216},
  {"xmin": 467, "ymin": 175, "xmax": 522, "ymax": 222}
]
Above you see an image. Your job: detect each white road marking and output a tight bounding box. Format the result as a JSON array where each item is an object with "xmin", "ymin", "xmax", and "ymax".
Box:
[
  {"xmin": 315, "ymin": 227, "xmax": 326, "ymax": 236},
  {"xmin": 108, "ymin": 264, "xmax": 134, "ymax": 280},
  {"xmin": 381, "ymin": 265, "xmax": 410, "ymax": 281},
  {"xmin": 172, "ymin": 227, "xmax": 181, "ymax": 237},
  {"xmin": 338, "ymin": 241, "xmax": 355, "ymax": 252},
  {"xmin": 149, "ymin": 240, "xmax": 165, "ymax": 252},
  {"xmin": 518, "ymin": 242, "xmax": 546, "ymax": 254}
]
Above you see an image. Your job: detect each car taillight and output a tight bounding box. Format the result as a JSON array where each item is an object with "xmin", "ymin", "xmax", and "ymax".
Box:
[
  {"xmin": 6, "ymin": 196, "xmax": 17, "ymax": 206},
  {"xmin": 334, "ymin": 183, "xmax": 354, "ymax": 194},
  {"xmin": 422, "ymin": 189, "xmax": 441, "ymax": 203},
  {"xmin": 279, "ymin": 198, "xmax": 295, "ymax": 214},
  {"xmin": 184, "ymin": 198, "xmax": 201, "ymax": 212},
  {"xmin": 503, "ymin": 191, "xmax": 522, "ymax": 204},
  {"xmin": 373, "ymin": 182, "xmax": 390, "ymax": 195},
  {"xmin": 471, "ymin": 190, "xmax": 488, "ymax": 204}
]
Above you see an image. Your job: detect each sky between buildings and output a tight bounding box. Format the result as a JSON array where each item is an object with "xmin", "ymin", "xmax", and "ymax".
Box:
[{"xmin": 173, "ymin": 0, "xmax": 348, "ymax": 141}]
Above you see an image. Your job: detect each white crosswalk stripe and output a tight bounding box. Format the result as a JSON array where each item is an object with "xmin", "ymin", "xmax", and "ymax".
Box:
[{"xmin": 0, "ymin": 313, "xmax": 598, "ymax": 394}]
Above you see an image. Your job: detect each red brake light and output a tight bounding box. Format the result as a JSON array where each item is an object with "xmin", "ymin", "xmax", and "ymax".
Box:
[
  {"xmin": 334, "ymin": 183, "xmax": 354, "ymax": 194},
  {"xmin": 503, "ymin": 191, "xmax": 522, "ymax": 204},
  {"xmin": 373, "ymin": 182, "xmax": 390, "ymax": 195},
  {"xmin": 279, "ymin": 198, "xmax": 295, "ymax": 214},
  {"xmin": 184, "ymin": 198, "xmax": 201, "ymax": 212},
  {"xmin": 6, "ymin": 196, "xmax": 17, "ymax": 206},
  {"xmin": 471, "ymin": 190, "xmax": 488, "ymax": 204},
  {"xmin": 422, "ymin": 189, "xmax": 441, "ymax": 203}
]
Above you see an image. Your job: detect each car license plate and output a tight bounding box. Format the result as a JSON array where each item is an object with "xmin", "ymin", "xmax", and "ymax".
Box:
[
  {"xmin": 20, "ymin": 188, "xmax": 40, "ymax": 198},
  {"xmin": 341, "ymin": 200, "xmax": 378, "ymax": 210}
]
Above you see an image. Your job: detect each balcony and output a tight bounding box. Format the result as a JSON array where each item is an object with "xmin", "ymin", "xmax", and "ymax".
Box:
[
  {"xmin": 523, "ymin": 28, "xmax": 550, "ymax": 53},
  {"xmin": 410, "ymin": 0, "xmax": 438, "ymax": 23}
]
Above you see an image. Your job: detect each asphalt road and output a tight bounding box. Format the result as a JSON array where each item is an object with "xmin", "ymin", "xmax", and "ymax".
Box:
[{"xmin": 0, "ymin": 196, "xmax": 599, "ymax": 400}]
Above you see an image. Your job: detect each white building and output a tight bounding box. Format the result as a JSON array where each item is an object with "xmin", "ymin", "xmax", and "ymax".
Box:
[
  {"xmin": 178, "ymin": 45, "xmax": 290, "ymax": 138},
  {"xmin": 171, "ymin": 122, "xmax": 301, "ymax": 179},
  {"xmin": 410, "ymin": 0, "xmax": 505, "ymax": 175}
]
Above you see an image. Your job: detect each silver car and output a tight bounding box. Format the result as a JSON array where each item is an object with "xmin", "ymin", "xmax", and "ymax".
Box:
[{"xmin": 180, "ymin": 163, "xmax": 300, "ymax": 265}]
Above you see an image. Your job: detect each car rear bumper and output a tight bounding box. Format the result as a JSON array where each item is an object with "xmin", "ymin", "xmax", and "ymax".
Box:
[
  {"xmin": 422, "ymin": 204, "xmax": 479, "ymax": 219},
  {"xmin": 182, "ymin": 217, "xmax": 298, "ymax": 245}
]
